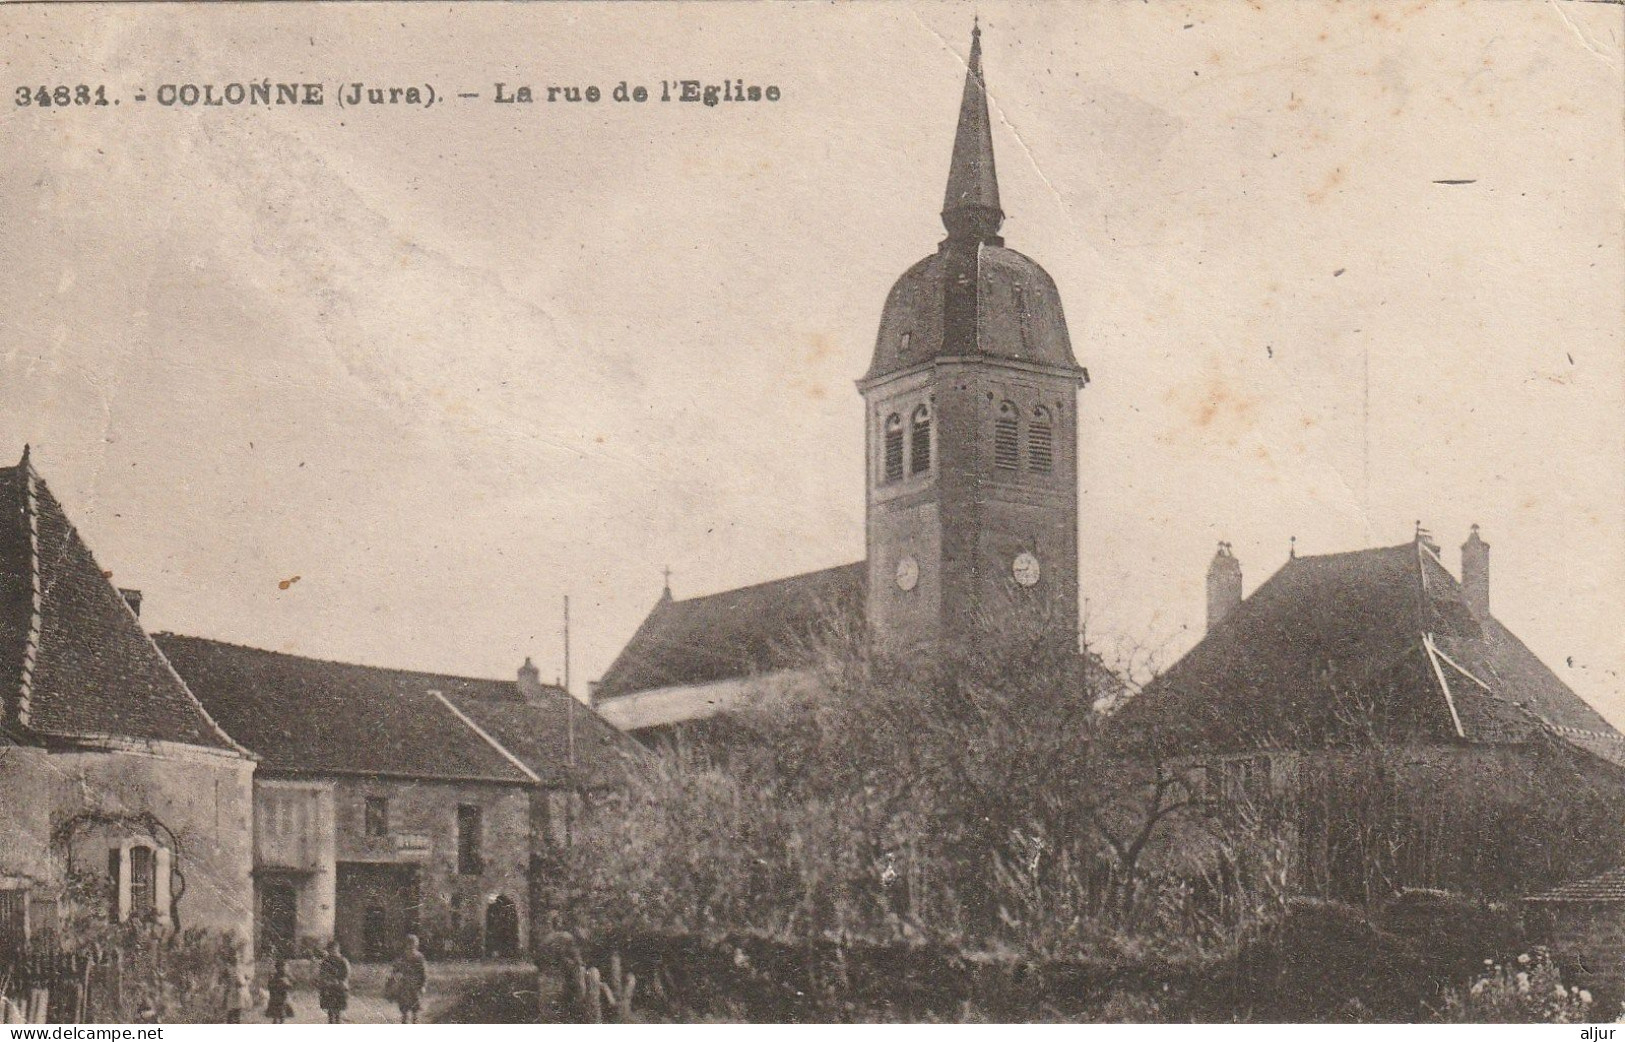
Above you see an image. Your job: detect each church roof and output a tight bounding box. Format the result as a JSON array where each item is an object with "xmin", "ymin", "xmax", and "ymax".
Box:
[
  {"xmin": 440, "ymin": 681, "xmax": 634, "ymax": 788},
  {"xmin": 942, "ymin": 19, "xmax": 1001, "ymax": 238},
  {"xmin": 1121, "ymin": 538, "xmax": 1620, "ymax": 756},
  {"xmin": 865, "ymin": 244, "xmax": 1082, "ymax": 381},
  {"xmin": 155, "ymin": 633, "xmax": 534, "ymax": 784},
  {"xmin": 594, "ymin": 561, "xmax": 865, "ymax": 701},
  {"xmin": 0, "ymin": 451, "xmax": 243, "ymax": 753},
  {"xmin": 864, "ymin": 24, "xmax": 1082, "ymax": 384}
]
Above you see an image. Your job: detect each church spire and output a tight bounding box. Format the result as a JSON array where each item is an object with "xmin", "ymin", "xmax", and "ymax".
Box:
[{"xmin": 942, "ymin": 18, "xmax": 1004, "ymax": 243}]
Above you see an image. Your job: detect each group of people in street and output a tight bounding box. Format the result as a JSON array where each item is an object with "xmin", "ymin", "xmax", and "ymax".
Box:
[{"xmin": 222, "ymin": 936, "xmax": 428, "ymax": 1024}]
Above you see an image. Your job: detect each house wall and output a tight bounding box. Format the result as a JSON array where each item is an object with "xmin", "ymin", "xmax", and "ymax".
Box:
[
  {"xmin": 254, "ymin": 778, "xmax": 336, "ymax": 953},
  {"xmin": 329, "ymin": 776, "xmax": 530, "ymax": 959},
  {"xmin": 1148, "ymin": 740, "xmax": 1625, "ymax": 904},
  {"xmin": 0, "ymin": 742, "xmax": 254, "ymax": 946},
  {"xmin": 250, "ymin": 773, "xmax": 533, "ymax": 960},
  {"xmin": 1289, "ymin": 742, "xmax": 1625, "ymax": 900}
]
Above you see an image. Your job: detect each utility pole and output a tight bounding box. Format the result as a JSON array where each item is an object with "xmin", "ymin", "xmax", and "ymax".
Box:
[{"xmin": 564, "ymin": 594, "xmax": 575, "ymax": 847}]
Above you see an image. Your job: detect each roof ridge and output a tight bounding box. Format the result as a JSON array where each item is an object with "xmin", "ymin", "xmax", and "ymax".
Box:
[
  {"xmin": 18, "ymin": 469, "xmax": 241, "ymax": 752},
  {"xmin": 155, "ymin": 632, "xmax": 514, "ymax": 688},
  {"xmin": 1289, "ymin": 542, "xmax": 1417, "ymax": 565},
  {"xmin": 430, "ymin": 690, "xmax": 540, "ymax": 784},
  {"xmin": 666, "ymin": 560, "xmax": 864, "ymax": 607},
  {"xmin": 16, "ymin": 462, "xmax": 42, "ymax": 729},
  {"xmin": 126, "ymin": 607, "xmax": 253, "ymax": 759},
  {"xmin": 1548, "ymin": 723, "xmax": 1625, "ymax": 740}
]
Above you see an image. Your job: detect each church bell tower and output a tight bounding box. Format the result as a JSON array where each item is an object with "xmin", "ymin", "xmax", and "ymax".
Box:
[{"xmin": 859, "ymin": 22, "xmax": 1087, "ymax": 657}]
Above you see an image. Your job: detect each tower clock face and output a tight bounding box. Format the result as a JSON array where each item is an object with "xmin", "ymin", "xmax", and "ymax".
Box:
[
  {"xmin": 895, "ymin": 555, "xmax": 919, "ymax": 592},
  {"xmin": 1012, "ymin": 552, "xmax": 1041, "ymax": 587}
]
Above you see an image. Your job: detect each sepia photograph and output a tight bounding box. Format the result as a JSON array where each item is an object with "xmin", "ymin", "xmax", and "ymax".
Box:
[{"xmin": 1, "ymin": 0, "xmax": 1622, "ymax": 1026}]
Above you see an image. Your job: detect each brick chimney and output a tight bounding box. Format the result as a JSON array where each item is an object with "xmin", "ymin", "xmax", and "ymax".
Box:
[
  {"xmin": 1206, "ymin": 542, "xmax": 1243, "ymax": 632},
  {"xmin": 1461, "ymin": 524, "xmax": 1490, "ymax": 618},
  {"xmin": 516, "ymin": 656, "xmax": 545, "ymax": 704},
  {"xmin": 119, "ymin": 588, "xmax": 142, "ymax": 618}
]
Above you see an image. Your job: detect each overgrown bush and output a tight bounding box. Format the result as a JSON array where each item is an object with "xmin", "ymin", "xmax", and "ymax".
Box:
[
  {"xmin": 562, "ymin": 601, "xmax": 1232, "ymax": 960},
  {"xmin": 63, "ymin": 921, "xmax": 244, "ymax": 1023}
]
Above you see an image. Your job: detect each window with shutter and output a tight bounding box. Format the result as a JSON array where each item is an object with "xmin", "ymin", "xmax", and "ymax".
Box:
[
  {"xmin": 994, "ymin": 401, "xmax": 1019, "ymax": 470},
  {"xmin": 1029, "ymin": 406, "xmax": 1054, "ymax": 473},
  {"xmin": 910, "ymin": 405, "xmax": 931, "ymax": 476},
  {"xmin": 128, "ymin": 846, "xmax": 156, "ymax": 918},
  {"xmin": 882, "ymin": 414, "xmax": 904, "ymax": 483}
]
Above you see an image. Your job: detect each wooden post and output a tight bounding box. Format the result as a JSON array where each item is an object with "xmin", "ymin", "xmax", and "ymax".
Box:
[
  {"xmin": 76, "ymin": 956, "xmax": 91, "ymax": 1023},
  {"xmin": 599, "ymin": 954, "xmax": 635, "ymax": 1023},
  {"xmin": 617, "ymin": 972, "xmax": 636, "ymax": 1022},
  {"xmin": 583, "ymin": 966, "xmax": 602, "ymax": 1023}
]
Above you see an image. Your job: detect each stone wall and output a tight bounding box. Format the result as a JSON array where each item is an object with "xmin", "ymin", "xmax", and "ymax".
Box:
[
  {"xmin": 329, "ymin": 775, "xmax": 531, "ymax": 959},
  {"xmin": 254, "ymin": 778, "xmax": 336, "ymax": 952},
  {"xmin": 0, "ymin": 741, "xmax": 255, "ymax": 946}
]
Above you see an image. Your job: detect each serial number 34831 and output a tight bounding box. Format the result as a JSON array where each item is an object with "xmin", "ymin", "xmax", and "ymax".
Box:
[{"xmin": 16, "ymin": 86, "xmax": 111, "ymax": 107}]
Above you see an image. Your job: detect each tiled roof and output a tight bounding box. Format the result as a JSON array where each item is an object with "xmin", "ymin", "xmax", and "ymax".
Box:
[
  {"xmin": 0, "ymin": 453, "xmax": 241, "ymax": 752},
  {"xmin": 154, "ymin": 634, "xmax": 533, "ymax": 784},
  {"xmin": 1527, "ymin": 866, "xmax": 1625, "ymax": 903},
  {"xmin": 1123, "ymin": 539, "xmax": 1620, "ymax": 755},
  {"xmin": 595, "ymin": 562, "xmax": 866, "ymax": 699},
  {"xmin": 440, "ymin": 680, "xmax": 634, "ymax": 788},
  {"xmin": 1547, "ymin": 726, "xmax": 1625, "ymax": 770}
]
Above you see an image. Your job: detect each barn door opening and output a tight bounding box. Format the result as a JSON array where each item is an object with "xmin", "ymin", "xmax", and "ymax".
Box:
[{"xmin": 484, "ymin": 895, "xmax": 518, "ymax": 958}]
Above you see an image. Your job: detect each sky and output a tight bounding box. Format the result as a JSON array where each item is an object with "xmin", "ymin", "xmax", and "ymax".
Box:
[{"xmin": 2, "ymin": 1, "xmax": 1622, "ymax": 720}]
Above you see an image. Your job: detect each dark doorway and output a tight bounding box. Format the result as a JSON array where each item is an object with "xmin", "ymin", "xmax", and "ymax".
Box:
[
  {"xmin": 258, "ymin": 877, "xmax": 298, "ymax": 957},
  {"xmin": 363, "ymin": 906, "xmax": 389, "ymax": 961},
  {"xmin": 336, "ymin": 863, "xmax": 420, "ymax": 962},
  {"xmin": 484, "ymin": 895, "xmax": 518, "ymax": 958}
]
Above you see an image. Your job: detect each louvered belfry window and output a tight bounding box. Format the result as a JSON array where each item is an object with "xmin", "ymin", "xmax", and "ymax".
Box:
[
  {"xmin": 1029, "ymin": 406, "xmax": 1054, "ymax": 473},
  {"xmin": 883, "ymin": 414, "xmax": 904, "ymax": 483},
  {"xmin": 994, "ymin": 401, "xmax": 1019, "ymax": 470},
  {"xmin": 910, "ymin": 405, "xmax": 932, "ymax": 476}
]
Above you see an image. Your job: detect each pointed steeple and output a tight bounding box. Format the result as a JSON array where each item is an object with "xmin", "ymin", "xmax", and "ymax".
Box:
[{"xmin": 942, "ymin": 18, "xmax": 1004, "ymax": 243}]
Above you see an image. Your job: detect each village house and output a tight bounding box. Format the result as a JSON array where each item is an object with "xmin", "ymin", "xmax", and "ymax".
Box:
[
  {"xmin": 434, "ymin": 658, "xmax": 632, "ymax": 934},
  {"xmin": 155, "ymin": 635, "xmax": 626, "ymax": 961},
  {"xmin": 1120, "ymin": 528, "xmax": 1625, "ymax": 902},
  {"xmin": 157, "ymin": 636, "xmax": 531, "ymax": 961},
  {"xmin": 0, "ymin": 449, "xmax": 257, "ymax": 953}
]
